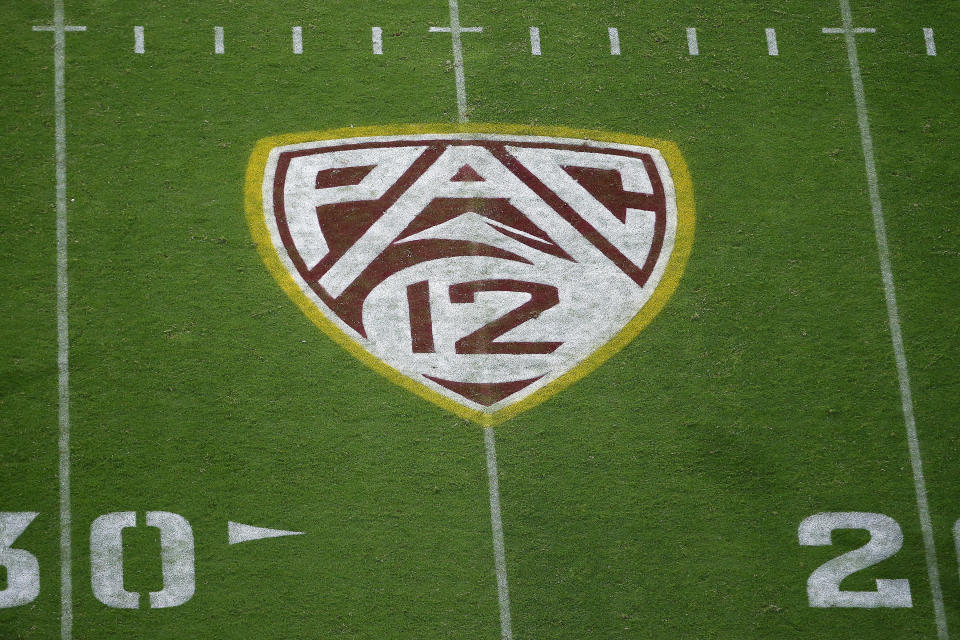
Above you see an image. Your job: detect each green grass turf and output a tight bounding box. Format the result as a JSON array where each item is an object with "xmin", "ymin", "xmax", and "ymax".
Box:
[{"xmin": 1, "ymin": 0, "xmax": 958, "ymax": 638}]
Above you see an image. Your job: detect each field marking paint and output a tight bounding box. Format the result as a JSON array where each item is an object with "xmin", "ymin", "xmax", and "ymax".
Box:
[
  {"xmin": 33, "ymin": 25, "xmax": 85, "ymax": 32},
  {"xmin": 434, "ymin": 1, "xmax": 510, "ymax": 633},
  {"xmin": 823, "ymin": 26, "xmax": 875, "ymax": 34},
  {"xmin": 214, "ymin": 26, "xmax": 224, "ymax": 54},
  {"xmin": 608, "ymin": 27, "xmax": 621, "ymax": 55},
  {"xmin": 954, "ymin": 519, "xmax": 960, "ymax": 584},
  {"xmin": 686, "ymin": 27, "xmax": 699, "ymax": 55},
  {"xmin": 292, "ymin": 26, "xmax": 302, "ymax": 54},
  {"xmin": 228, "ymin": 522, "xmax": 305, "ymax": 544},
  {"xmin": 923, "ymin": 28, "xmax": 937, "ymax": 56},
  {"xmin": 828, "ymin": 1, "xmax": 948, "ymax": 637},
  {"xmin": 430, "ymin": 26, "xmax": 482, "ymax": 33},
  {"xmin": 485, "ymin": 428, "xmax": 513, "ymax": 640},
  {"xmin": 766, "ymin": 28, "xmax": 779, "ymax": 56},
  {"xmin": 430, "ymin": 0, "xmax": 482, "ymax": 122},
  {"xmin": 372, "ymin": 27, "xmax": 383, "ymax": 55},
  {"xmin": 134, "ymin": 26, "xmax": 144, "ymax": 54},
  {"xmin": 34, "ymin": 1, "xmax": 83, "ymax": 636},
  {"xmin": 530, "ymin": 26, "xmax": 541, "ymax": 55}
]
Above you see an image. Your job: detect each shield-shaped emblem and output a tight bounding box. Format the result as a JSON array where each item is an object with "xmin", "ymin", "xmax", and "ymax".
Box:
[{"xmin": 245, "ymin": 125, "xmax": 695, "ymax": 425}]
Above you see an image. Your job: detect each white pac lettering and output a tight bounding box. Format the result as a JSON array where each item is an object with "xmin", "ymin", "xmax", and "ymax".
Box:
[
  {"xmin": 506, "ymin": 146, "xmax": 661, "ymax": 269},
  {"xmin": 284, "ymin": 146, "xmax": 427, "ymax": 269},
  {"xmin": 0, "ymin": 512, "xmax": 41, "ymax": 608},
  {"xmin": 798, "ymin": 512, "xmax": 911, "ymax": 608}
]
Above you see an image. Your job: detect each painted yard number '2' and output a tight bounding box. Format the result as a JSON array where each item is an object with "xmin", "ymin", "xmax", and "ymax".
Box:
[
  {"xmin": 407, "ymin": 279, "xmax": 561, "ymax": 354},
  {"xmin": 799, "ymin": 512, "xmax": 912, "ymax": 608}
]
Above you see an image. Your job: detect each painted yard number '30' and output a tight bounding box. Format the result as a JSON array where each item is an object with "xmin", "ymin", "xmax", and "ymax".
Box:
[
  {"xmin": 2, "ymin": 511, "xmax": 959, "ymax": 610},
  {"xmin": 1, "ymin": 511, "xmax": 195, "ymax": 609}
]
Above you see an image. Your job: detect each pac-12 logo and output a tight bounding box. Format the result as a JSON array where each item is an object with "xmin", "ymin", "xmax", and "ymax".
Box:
[{"xmin": 245, "ymin": 125, "xmax": 695, "ymax": 425}]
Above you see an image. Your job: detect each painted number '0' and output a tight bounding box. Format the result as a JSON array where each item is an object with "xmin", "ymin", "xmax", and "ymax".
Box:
[
  {"xmin": 798, "ymin": 512, "xmax": 912, "ymax": 608},
  {"xmin": 0, "ymin": 512, "xmax": 41, "ymax": 608},
  {"xmin": 90, "ymin": 511, "xmax": 195, "ymax": 609}
]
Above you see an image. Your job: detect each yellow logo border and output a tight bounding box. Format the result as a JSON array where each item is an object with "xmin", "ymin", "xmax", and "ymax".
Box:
[{"xmin": 245, "ymin": 123, "xmax": 695, "ymax": 427}]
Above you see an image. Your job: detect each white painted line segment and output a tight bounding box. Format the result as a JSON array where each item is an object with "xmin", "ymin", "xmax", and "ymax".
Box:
[
  {"xmin": 33, "ymin": 25, "xmax": 85, "ymax": 32},
  {"xmin": 442, "ymin": 0, "xmax": 470, "ymax": 122},
  {"xmin": 485, "ymin": 428, "xmax": 513, "ymax": 640},
  {"xmin": 53, "ymin": 5, "xmax": 73, "ymax": 634},
  {"xmin": 228, "ymin": 522, "xmax": 305, "ymax": 545},
  {"xmin": 822, "ymin": 26, "xmax": 875, "ymax": 34},
  {"xmin": 529, "ymin": 26, "xmax": 541, "ymax": 55},
  {"xmin": 292, "ymin": 26, "xmax": 302, "ymax": 54},
  {"xmin": 954, "ymin": 519, "xmax": 960, "ymax": 585},
  {"xmin": 766, "ymin": 28, "xmax": 779, "ymax": 56},
  {"xmin": 134, "ymin": 26, "xmax": 144, "ymax": 54},
  {"xmin": 834, "ymin": 1, "xmax": 948, "ymax": 637},
  {"xmin": 372, "ymin": 26, "xmax": 383, "ymax": 55},
  {"xmin": 214, "ymin": 26, "xmax": 224, "ymax": 54},
  {"xmin": 430, "ymin": 26, "xmax": 482, "ymax": 33},
  {"xmin": 34, "ymin": 2, "xmax": 82, "ymax": 637},
  {"xmin": 608, "ymin": 27, "xmax": 620, "ymax": 55},
  {"xmin": 432, "ymin": 2, "xmax": 514, "ymax": 634},
  {"xmin": 686, "ymin": 27, "xmax": 699, "ymax": 55},
  {"xmin": 924, "ymin": 28, "xmax": 937, "ymax": 56}
]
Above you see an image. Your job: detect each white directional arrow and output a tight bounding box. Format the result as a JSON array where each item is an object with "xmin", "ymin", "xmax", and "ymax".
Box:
[{"xmin": 228, "ymin": 522, "xmax": 304, "ymax": 545}]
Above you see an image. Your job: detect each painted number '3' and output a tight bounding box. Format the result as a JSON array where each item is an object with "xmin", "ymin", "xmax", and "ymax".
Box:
[
  {"xmin": 798, "ymin": 512, "xmax": 912, "ymax": 608},
  {"xmin": 0, "ymin": 512, "xmax": 41, "ymax": 608}
]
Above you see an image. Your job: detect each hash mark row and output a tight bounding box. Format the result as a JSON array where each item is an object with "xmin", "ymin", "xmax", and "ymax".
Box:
[{"xmin": 122, "ymin": 25, "xmax": 939, "ymax": 57}]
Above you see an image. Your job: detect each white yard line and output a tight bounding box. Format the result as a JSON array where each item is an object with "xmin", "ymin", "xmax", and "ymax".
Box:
[
  {"xmin": 214, "ymin": 26, "xmax": 224, "ymax": 54},
  {"xmin": 608, "ymin": 27, "xmax": 620, "ymax": 55},
  {"xmin": 529, "ymin": 27, "xmax": 541, "ymax": 56},
  {"xmin": 372, "ymin": 27, "xmax": 383, "ymax": 55},
  {"xmin": 33, "ymin": 1, "xmax": 82, "ymax": 637},
  {"xmin": 833, "ymin": 1, "xmax": 948, "ymax": 637},
  {"xmin": 923, "ymin": 28, "xmax": 937, "ymax": 56},
  {"xmin": 431, "ymin": 1, "xmax": 513, "ymax": 634},
  {"xmin": 446, "ymin": 0, "xmax": 469, "ymax": 122},
  {"xmin": 686, "ymin": 27, "xmax": 699, "ymax": 55},
  {"xmin": 134, "ymin": 26, "xmax": 144, "ymax": 54},
  {"xmin": 292, "ymin": 26, "xmax": 303, "ymax": 54},
  {"xmin": 765, "ymin": 28, "xmax": 779, "ymax": 56},
  {"xmin": 55, "ymin": 7, "xmax": 72, "ymax": 632},
  {"xmin": 484, "ymin": 427, "xmax": 514, "ymax": 640}
]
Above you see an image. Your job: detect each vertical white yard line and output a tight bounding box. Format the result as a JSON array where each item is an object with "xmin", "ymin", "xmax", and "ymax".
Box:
[
  {"xmin": 50, "ymin": 0, "xmax": 73, "ymax": 637},
  {"xmin": 686, "ymin": 27, "xmax": 699, "ymax": 55},
  {"xmin": 923, "ymin": 28, "xmax": 937, "ymax": 56},
  {"xmin": 446, "ymin": 0, "xmax": 468, "ymax": 122},
  {"xmin": 954, "ymin": 519, "xmax": 960, "ymax": 585},
  {"xmin": 529, "ymin": 26, "xmax": 541, "ymax": 56},
  {"xmin": 484, "ymin": 427, "xmax": 513, "ymax": 640},
  {"xmin": 836, "ymin": 1, "xmax": 948, "ymax": 637},
  {"xmin": 292, "ymin": 26, "xmax": 303, "ymax": 54},
  {"xmin": 214, "ymin": 26, "xmax": 224, "ymax": 54},
  {"xmin": 607, "ymin": 27, "xmax": 620, "ymax": 55},
  {"xmin": 765, "ymin": 28, "xmax": 779, "ymax": 56},
  {"xmin": 133, "ymin": 26, "xmax": 144, "ymax": 54},
  {"xmin": 371, "ymin": 27, "xmax": 383, "ymax": 55}
]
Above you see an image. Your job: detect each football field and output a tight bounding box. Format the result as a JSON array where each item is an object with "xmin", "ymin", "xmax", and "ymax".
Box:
[{"xmin": 2, "ymin": 0, "xmax": 959, "ymax": 638}]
